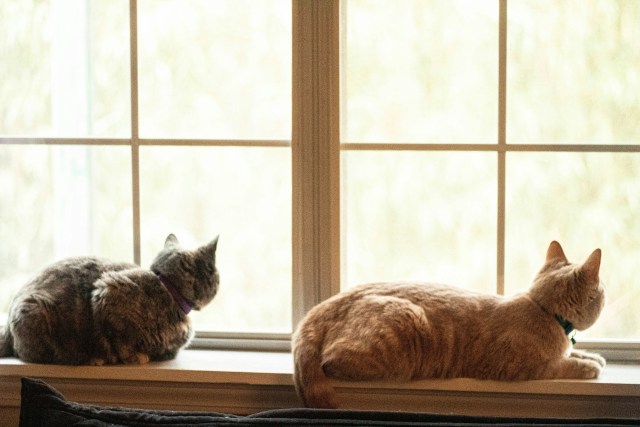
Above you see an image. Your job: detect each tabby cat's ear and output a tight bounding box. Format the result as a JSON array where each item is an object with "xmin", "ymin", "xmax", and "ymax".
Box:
[
  {"xmin": 164, "ymin": 234, "xmax": 180, "ymax": 248},
  {"xmin": 198, "ymin": 235, "xmax": 219, "ymax": 258},
  {"xmin": 581, "ymin": 248, "xmax": 602, "ymax": 284},
  {"xmin": 546, "ymin": 240, "xmax": 568, "ymax": 263}
]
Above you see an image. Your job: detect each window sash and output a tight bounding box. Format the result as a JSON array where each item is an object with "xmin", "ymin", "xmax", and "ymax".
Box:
[{"xmin": 337, "ymin": 0, "xmax": 640, "ymax": 358}]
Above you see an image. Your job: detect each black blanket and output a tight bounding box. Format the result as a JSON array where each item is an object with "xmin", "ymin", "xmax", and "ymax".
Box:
[{"xmin": 19, "ymin": 378, "xmax": 636, "ymax": 426}]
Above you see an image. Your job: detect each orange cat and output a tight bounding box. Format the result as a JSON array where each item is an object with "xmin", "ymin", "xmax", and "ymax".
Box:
[{"xmin": 292, "ymin": 241, "xmax": 606, "ymax": 409}]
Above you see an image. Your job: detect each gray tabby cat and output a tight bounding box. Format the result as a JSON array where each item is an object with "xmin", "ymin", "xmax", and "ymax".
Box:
[{"xmin": 0, "ymin": 234, "xmax": 219, "ymax": 365}]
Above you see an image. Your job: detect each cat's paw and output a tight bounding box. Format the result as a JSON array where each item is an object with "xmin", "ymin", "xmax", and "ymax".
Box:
[
  {"xmin": 134, "ymin": 352, "xmax": 150, "ymax": 364},
  {"xmin": 576, "ymin": 359, "xmax": 603, "ymax": 379},
  {"xmin": 121, "ymin": 352, "xmax": 150, "ymax": 365},
  {"xmin": 88, "ymin": 358, "xmax": 106, "ymax": 366},
  {"xmin": 548, "ymin": 357, "xmax": 603, "ymax": 380},
  {"xmin": 589, "ymin": 354, "xmax": 606, "ymax": 368},
  {"xmin": 116, "ymin": 345, "xmax": 150, "ymax": 364},
  {"xmin": 89, "ymin": 353, "xmax": 118, "ymax": 365},
  {"xmin": 570, "ymin": 349, "xmax": 606, "ymax": 368}
]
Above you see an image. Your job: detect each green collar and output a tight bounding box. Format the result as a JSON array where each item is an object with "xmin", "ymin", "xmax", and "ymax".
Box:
[{"xmin": 555, "ymin": 315, "xmax": 577, "ymax": 345}]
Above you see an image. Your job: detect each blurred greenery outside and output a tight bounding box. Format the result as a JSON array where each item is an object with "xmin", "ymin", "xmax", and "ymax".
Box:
[{"xmin": 2, "ymin": 0, "xmax": 639, "ymax": 338}]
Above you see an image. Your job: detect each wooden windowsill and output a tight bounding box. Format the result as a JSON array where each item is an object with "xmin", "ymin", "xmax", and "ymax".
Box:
[{"xmin": 1, "ymin": 349, "xmax": 640, "ymax": 421}]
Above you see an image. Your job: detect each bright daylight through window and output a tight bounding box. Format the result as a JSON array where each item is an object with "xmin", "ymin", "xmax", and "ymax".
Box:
[{"xmin": 1, "ymin": 0, "xmax": 639, "ymax": 344}]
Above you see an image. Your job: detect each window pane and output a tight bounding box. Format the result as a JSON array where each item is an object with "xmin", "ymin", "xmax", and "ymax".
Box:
[
  {"xmin": 0, "ymin": 0, "xmax": 130, "ymax": 137},
  {"xmin": 138, "ymin": 0, "xmax": 291, "ymax": 139},
  {"xmin": 343, "ymin": 0, "xmax": 498, "ymax": 143},
  {"xmin": 139, "ymin": 147, "xmax": 291, "ymax": 333},
  {"xmin": 343, "ymin": 152, "xmax": 496, "ymax": 293},
  {"xmin": 505, "ymin": 153, "xmax": 640, "ymax": 339},
  {"xmin": 507, "ymin": 0, "xmax": 640, "ymax": 144},
  {"xmin": 0, "ymin": 145, "xmax": 133, "ymax": 313}
]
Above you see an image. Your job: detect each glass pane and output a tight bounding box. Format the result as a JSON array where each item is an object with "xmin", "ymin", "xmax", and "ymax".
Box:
[
  {"xmin": 0, "ymin": 145, "xmax": 133, "ymax": 313},
  {"xmin": 0, "ymin": 0, "xmax": 131, "ymax": 137},
  {"xmin": 507, "ymin": 0, "xmax": 640, "ymax": 144},
  {"xmin": 343, "ymin": 152, "xmax": 496, "ymax": 293},
  {"xmin": 138, "ymin": 0, "xmax": 291, "ymax": 139},
  {"xmin": 139, "ymin": 147, "xmax": 291, "ymax": 332},
  {"xmin": 505, "ymin": 153, "xmax": 640, "ymax": 339},
  {"xmin": 343, "ymin": 0, "xmax": 498, "ymax": 143}
]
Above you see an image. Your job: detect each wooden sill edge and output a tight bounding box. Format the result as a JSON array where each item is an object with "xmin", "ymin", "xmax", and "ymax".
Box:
[{"xmin": 2, "ymin": 349, "xmax": 640, "ymax": 398}]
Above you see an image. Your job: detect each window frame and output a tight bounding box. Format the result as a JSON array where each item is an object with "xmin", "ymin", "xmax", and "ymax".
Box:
[
  {"xmin": 335, "ymin": 0, "xmax": 640, "ymax": 362},
  {"xmin": 2, "ymin": 0, "xmax": 640, "ymax": 360}
]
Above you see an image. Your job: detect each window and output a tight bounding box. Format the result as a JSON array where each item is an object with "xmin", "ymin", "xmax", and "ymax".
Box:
[
  {"xmin": 2, "ymin": 0, "xmax": 639, "ymax": 352},
  {"xmin": 1, "ymin": 0, "xmax": 291, "ymax": 335},
  {"xmin": 342, "ymin": 0, "xmax": 640, "ymax": 343}
]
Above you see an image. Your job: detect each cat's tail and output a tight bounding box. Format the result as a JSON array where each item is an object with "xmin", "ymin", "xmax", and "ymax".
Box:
[
  {"xmin": 292, "ymin": 324, "xmax": 338, "ymax": 409},
  {"xmin": 0, "ymin": 325, "xmax": 15, "ymax": 358}
]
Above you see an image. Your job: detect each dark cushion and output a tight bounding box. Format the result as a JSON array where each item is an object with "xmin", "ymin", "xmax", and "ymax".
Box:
[{"xmin": 19, "ymin": 377, "xmax": 636, "ymax": 426}]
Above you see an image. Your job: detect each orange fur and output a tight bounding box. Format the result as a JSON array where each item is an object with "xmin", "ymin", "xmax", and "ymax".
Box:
[{"xmin": 292, "ymin": 241, "xmax": 606, "ymax": 408}]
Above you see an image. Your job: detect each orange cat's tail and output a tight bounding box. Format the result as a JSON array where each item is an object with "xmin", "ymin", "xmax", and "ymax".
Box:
[{"xmin": 292, "ymin": 325, "xmax": 338, "ymax": 409}]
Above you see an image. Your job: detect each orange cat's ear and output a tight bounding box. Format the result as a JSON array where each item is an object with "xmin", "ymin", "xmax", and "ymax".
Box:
[
  {"xmin": 581, "ymin": 248, "xmax": 602, "ymax": 283},
  {"xmin": 546, "ymin": 241, "xmax": 568, "ymax": 263}
]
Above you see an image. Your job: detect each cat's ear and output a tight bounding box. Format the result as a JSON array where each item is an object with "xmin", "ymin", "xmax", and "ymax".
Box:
[
  {"xmin": 164, "ymin": 234, "xmax": 180, "ymax": 249},
  {"xmin": 198, "ymin": 235, "xmax": 219, "ymax": 259},
  {"xmin": 581, "ymin": 248, "xmax": 602, "ymax": 284},
  {"xmin": 546, "ymin": 240, "xmax": 568, "ymax": 263},
  {"xmin": 209, "ymin": 235, "xmax": 219, "ymax": 254}
]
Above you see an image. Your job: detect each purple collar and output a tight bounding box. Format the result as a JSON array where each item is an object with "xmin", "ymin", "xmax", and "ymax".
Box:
[{"xmin": 155, "ymin": 273, "xmax": 193, "ymax": 315}]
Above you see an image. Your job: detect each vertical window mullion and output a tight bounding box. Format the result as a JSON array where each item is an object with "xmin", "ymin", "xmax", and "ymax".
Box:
[
  {"xmin": 497, "ymin": 0, "xmax": 507, "ymax": 295},
  {"xmin": 291, "ymin": 0, "xmax": 341, "ymax": 329},
  {"xmin": 129, "ymin": 0, "xmax": 141, "ymax": 265}
]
